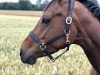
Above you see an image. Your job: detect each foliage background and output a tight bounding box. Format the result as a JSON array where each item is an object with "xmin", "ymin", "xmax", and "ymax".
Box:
[{"xmin": 0, "ymin": 0, "xmax": 49, "ymax": 11}]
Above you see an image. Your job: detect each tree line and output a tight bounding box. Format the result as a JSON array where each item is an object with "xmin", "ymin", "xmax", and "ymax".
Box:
[{"xmin": 0, "ymin": 0, "xmax": 49, "ymax": 11}]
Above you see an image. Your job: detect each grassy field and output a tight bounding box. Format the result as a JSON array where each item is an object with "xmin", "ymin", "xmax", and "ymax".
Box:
[
  {"xmin": 0, "ymin": 14, "xmax": 92, "ymax": 75},
  {"xmin": 0, "ymin": 10, "xmax": 43, "ymax": 17}
]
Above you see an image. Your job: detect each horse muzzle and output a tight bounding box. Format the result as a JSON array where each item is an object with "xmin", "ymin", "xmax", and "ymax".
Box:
[{"xmin": 20, "ymin": 49, "xmax": 37, "ymax": 65}]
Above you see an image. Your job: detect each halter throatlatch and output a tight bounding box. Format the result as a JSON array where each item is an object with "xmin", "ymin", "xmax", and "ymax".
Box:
[{"xmin": 29, "ymin": 0, "xmax": 74, "ymax": 75}]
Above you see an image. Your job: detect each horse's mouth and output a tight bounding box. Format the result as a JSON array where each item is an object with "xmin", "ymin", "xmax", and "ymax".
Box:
[
  {"xmin": 20, "ymin": 55, "xmax": 37, "ymax": 65},
  {"xmin": 20, "ymin": 46, "xmax": 59, "ymax": 65},
  {"xmin": 20, "ymin": 49, "xmax": 37, "ymax": 65}
]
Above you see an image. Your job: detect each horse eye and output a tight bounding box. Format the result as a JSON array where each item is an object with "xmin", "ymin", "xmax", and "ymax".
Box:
[{"xmin": 42, "ymin": 17, "xmax": 51, "ymax": 26}]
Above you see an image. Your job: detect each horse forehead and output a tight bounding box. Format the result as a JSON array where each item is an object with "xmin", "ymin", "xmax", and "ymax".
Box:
[
  {"xmin": 44, "ymin": 1, "xmax": 61, "ymax": 16},
  {"xmin": 46, "ymin": 1, "xmax": 59, "ymax": 11}
]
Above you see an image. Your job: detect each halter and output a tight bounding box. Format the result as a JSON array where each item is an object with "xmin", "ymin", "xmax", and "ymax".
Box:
[{"xmin": 29, "ymin": 0, "xmax": 74, "ymax": 74}]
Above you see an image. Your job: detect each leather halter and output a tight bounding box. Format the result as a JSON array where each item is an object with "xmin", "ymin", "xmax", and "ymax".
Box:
[{"xmin": 29, "ymin": 0, "xmax": 74, "ymax": 62}]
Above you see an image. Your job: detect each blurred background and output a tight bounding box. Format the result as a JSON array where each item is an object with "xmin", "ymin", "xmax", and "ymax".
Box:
[
  {"xmin": 0, "ymin": 0, "xmax": 52, "ymax": 16},
  {"xmin": 0, "ymin": 0, "xmax": 51, "ymax": 11},
  {"xmin": 0, "ymin": 0, "xmax": 99, "ymax": 75}
]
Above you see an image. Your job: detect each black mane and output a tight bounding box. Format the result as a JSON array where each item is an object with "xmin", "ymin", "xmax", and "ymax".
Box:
[{"xmin": 79, "ymin": 0, "xmax": 100, "ymax": 20}]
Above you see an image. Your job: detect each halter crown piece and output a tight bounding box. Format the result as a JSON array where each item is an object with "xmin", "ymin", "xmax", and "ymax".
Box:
[{"xmin": 29, "ymin": 0, "xmax": 74, "ymax": 75}]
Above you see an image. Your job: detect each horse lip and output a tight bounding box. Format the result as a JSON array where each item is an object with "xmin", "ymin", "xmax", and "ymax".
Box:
[{"xmin": 21, "ymin": 55, "xmax": 37, "ymax": 65}]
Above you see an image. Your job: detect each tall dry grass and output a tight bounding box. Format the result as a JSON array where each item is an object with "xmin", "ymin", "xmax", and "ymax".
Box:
[{"xmin": 0, "ymin": 10, "xmax": 43, "ymax": 17}]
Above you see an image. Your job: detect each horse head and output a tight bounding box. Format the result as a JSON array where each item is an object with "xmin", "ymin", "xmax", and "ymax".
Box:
[{"xmin": 20, "ymin": 0, "xmax": 79, "ymax": 65}]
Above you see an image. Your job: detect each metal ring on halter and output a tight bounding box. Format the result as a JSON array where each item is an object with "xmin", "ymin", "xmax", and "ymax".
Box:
[
  {"xmin": 66, "ymin": 16, "xmax": 72, "ymax": 24},
  {"xmin": 40, "ymin": 43, "xmax": 47, "ymax": 50},
  {"xmin": 66, "ymin": 36, "xmax": 71, "ymax": 44},
  {"xmin": 64, "ymin": 30, "xmax": 71, "ymax": 35}
]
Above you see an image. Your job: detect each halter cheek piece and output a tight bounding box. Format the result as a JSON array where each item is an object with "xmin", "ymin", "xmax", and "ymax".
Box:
[{"xmin": 29, "ymin": 0, "xmax": 74, "ymax": 62}]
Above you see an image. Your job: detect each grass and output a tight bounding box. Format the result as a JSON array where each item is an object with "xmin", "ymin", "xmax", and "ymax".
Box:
[
  {"xmin": 0, "ymin": 10, "xmax": 43, "ymax": 17},
  {"xmin": 0, "ymin": 15, "xmax": 92, "ymax": 75}
]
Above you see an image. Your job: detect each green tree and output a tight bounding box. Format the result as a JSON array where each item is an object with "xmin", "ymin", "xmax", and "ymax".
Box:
[
  {"xmin": 2, "ymin": 2, "xmax": 8, "ymax": 9},
  {"xmin": 0, "ymin": 3, "xmax": 3, "ymax": 9},
  {"xmin": 42, "ymin": 0, "xmax": 49, "ymax": 9},
  {"xmin": 19, "ymin": 0, "xmax": 32, "ymax": 10},
  {"xmin": 35, "ymin": 0, "xmax": 42, "ymax": 10}
]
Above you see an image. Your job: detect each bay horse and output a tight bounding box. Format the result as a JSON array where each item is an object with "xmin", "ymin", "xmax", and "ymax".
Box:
[{"xmin": 20, "ymin": 0, "xmax": 100, "ymax": 75}]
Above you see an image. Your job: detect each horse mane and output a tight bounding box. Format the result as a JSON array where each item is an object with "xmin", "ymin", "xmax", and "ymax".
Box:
[{"xmin": 81, "ymin": 1, "xmax": 100, "ymax": 20}]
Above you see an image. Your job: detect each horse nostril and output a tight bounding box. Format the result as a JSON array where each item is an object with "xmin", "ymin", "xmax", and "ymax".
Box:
[{"xmin": 20, "ymin": 49, "xmax": 24, "ymax": 56}]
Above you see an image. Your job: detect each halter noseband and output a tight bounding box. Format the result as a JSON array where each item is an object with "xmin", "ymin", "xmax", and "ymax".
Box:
[{"xmin": 29, "ymin": 0, "xmax": 74, "ymax": 62}]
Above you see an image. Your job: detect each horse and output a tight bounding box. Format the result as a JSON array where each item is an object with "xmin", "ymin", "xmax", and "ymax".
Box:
[{"xmin": 20, "ymin": 0, "xmax": 100, "ymax": 75}]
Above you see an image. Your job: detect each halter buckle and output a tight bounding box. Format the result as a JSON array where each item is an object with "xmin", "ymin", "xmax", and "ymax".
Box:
[
  {"xmin": 40, "ymin": 43, "xmax": 46, "ymax": 50},
  {"xmin": 66, "ymin": 16, "xmax": 72, "ymax": 24}
]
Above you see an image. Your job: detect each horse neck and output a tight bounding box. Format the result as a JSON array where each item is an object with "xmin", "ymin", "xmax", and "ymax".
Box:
[{"xmin": 74, "ymin": 1, "xmax": 100, "ymax": 73}]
